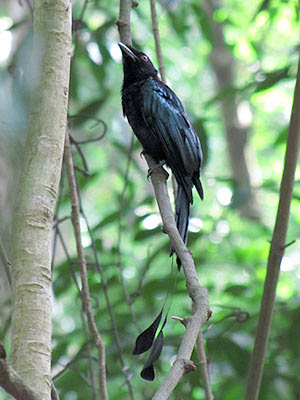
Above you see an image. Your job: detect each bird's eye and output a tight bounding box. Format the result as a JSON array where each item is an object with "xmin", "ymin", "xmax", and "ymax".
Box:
[{"xmin": 141, "ymin": 55, "xmax": 148, "ymax": 62}]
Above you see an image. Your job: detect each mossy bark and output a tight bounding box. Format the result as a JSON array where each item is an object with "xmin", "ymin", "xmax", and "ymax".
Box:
[{"xmin": 11, "ymin": 1, "xmax": 72, "ymax": 398}]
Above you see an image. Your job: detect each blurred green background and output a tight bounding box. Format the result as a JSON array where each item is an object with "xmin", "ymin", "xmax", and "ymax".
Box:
[{"xmin": 0, "ymin": 0, "xmax": 300, "ymax": 399}]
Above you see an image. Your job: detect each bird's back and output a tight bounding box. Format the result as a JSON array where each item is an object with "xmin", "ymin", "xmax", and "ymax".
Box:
[{"xmin": 139, "ymin": 77, "xmax": 203, "ymax": 202}]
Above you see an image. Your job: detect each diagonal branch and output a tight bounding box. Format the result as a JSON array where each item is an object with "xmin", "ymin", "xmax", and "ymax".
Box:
[
  {"xmin": 245, "ymin": 53, "xmax": 300, "ymax": 400},
  {"xmin": 144, "ymin": 155, "xmax": 210, "ymax": 399},
  {"xmin": 118, "ymin": 1, "xmax": 211, "ymax": 398}
]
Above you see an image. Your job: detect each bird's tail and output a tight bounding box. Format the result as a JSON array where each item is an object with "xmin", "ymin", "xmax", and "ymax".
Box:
[
  {"xmin": 193, "ymin": 174, "xmax": 204, "ymax": 200},
  {"xmin": 171, "ymin": 184, "xmax": 191, "ymax": 269}
]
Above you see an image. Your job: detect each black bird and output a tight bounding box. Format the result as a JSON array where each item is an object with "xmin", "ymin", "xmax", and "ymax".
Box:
[{"xmin": 119, "ymin": 43, "xmax": 203, "ymax": 267}]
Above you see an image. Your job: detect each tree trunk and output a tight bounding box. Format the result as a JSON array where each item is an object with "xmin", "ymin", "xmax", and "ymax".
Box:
[
  {"xmin": 10, "ymin": 0, "xmax": 71, "ymax": 398},
  {"xmin": 202, "ymin": 0, "xmax": 260, "ymax": 219}
]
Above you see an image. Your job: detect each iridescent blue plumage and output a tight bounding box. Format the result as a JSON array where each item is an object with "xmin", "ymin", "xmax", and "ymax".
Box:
[{"xmin": 119, "ymin": 43, "xmax": 203, "ymax": 266}]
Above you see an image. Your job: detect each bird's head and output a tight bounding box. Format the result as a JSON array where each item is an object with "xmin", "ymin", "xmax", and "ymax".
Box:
[{"xmin": 119, "ymin": 43, "xmax": 158, "ymax": 86}]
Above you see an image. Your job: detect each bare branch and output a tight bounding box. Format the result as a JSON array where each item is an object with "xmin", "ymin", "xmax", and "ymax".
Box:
[
  {"xmin": 52, "ymin": 216, "xmax": 70, "ymax": 229},
  {"xmin": 150, "ymin": 0, "xmax": 166, "ymax": 83},
  {"xmin": 56, "ymin": 226, "xmax": 81, "ymax": 293},
  {"xmin": 18, "ymin": 0, "xmax": 33, "ymax": 19},
  {"xmin": 51, "ymin": 168, "xmax": 66, "ymax": 271},
  {"xmin": 66, "ymin": 122, "xmax": 134, "ymax": 392},
  {"xmin": 69, "ymin": 134, "xmax": 89, "ymax": 172},
  {"xmin": 79, "ymin": 0, "xmax": 89, "ymax": 21},
  {"xmin": 52, "ymin": 352, "xmax": 97, "ymax": 381},
  {"xmin": 0, "ymin": 237, "xmax": 11, "ymax": 285},
  {"xmin": 51, "ymin": 381, "xmax": 60, "ymax": 400},
  {"xmin": 55, "ymin": 221, "xmax": 97, "ymax": 399},
  {"xmin": 144, "ymin": 155, "xmax": 210, "ymax": 399},
  {"xmin": 68, "ymin": 114, "xmax": 107, "ymax": 143},
  {"xmin": 74, "ymin": 165, "xmax": 91, "ymax": 178},
  {"xmin": 55, "ymin": 222, "xmax": 98, "ymax": 398},
  {"xmin": 245, "ymin": 52, "xmax": 300, "ymax": 400},
  {"xmin": 132, "ymin": 246, "xmax": 160, "ymax": 301},
  {"xmin": 75, "ymin": 185, "xmax": 136, "ymax": 399},
  {"xmin": 0, "ymin": 342, "xmax": 42, "ymax": 400},
  {"xmin": 117, "ymin": 0, "xmax": 133, "ymax": 45},
  {"xmin": 116, "ymin": 136, "xmax": 140, "ymax": 331},
  {"xmin": 80, "ymin": 309, "xmax": 98, "ymax": 400},
  {"xmin": 72, "ymin": 0, "xmax": 89, "ymax": 57},
  {"xmin": 195, "ymin": 332, "xmax": 214, "ymax": 400},
  {"xmin": 64, "ymin": 132, "xmax": 109, "ymax": 400}
]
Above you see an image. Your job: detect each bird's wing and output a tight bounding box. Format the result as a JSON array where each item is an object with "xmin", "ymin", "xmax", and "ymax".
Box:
[{"xmin": 140, "ymin": 78, "xmax": 202, "ymax": 201}]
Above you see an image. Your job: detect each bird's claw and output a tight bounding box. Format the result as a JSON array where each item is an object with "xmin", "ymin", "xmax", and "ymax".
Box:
[{"xmin": 147, "ymin": 160, "xmax": 168, "ymax": 181}]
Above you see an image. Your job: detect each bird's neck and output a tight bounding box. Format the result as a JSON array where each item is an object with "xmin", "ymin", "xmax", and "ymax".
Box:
[{"xmin": 122, "ymin": 68, "xmax": 158, "ymax": 90}]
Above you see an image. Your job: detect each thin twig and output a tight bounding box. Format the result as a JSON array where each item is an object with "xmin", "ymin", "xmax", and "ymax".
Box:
[
  {"xmin": 51, "ymin": 381, "xmax": 60, "ymax": 400},
  {"xmin": 52, "ymin": 216, "xmax": 70, "ymax": 229},
  {"xmin": 79, "ymin": 0, "xmax": 89, "ymax": 21},
  {"xmin": 69, "ymin": 133, "xmax": 89, "ymax": 172},
  {"xmin": 205, "ymin": 310, "xmax": 249, "ymax": 339},
  {"xmin": 56, "ymin": 223, "xmax": 97, "ymax": 399},
  {"xmin": 56, "ymin": 362, "xmax": 90, "ymax": 387},
  {"xmin": 0, "ymin": 238, "xmax": 11, "ymax": 285},
  {"xmin": 53, "ymin": 224, "xmax": 98, "ymax": 400},
  {"xmin": 116, "ymin": 135, "xmax": 140, "ymax": 331},
  {"xmin": 150, "ymin": 0, "xmax": 166, "ymax": 83},
  {"xmin": 64, "ymin": 132, "xmax": 109, "ymax": 400},
  {"xmin": 68, "ymin": 114, "xmax": 107, "ymax": 143},
  {"xmin": 18, "ymin": 0, "xmax": 33, "ymax": 19},
  {"xmin": 80, "ymin": 309, "xmax": 98, "ymax": 400},
  {"xmin": 195, "ymin": 331, "xmax": 213, "ymax": 400},
  {"xmin": 74, "ymin": 165, "xmax": 91, "ymax": 178},
  {"xmin": 76, "ymin": 181, "xmax": 136, "ymax": 399},
  {"xmin": 51, "ymin": 168, "xmax": 65, "ymax": 270},
  {"xmin": 73, "ymin": 135, "xmax": 106, "ymax": 145},
  {"xmin": 56, "ymin": 226, "xmax": 81, "ymax": 293},
  {"xmin": 132, "ymin": 245, "xmax": 160, "ymax": 301},
  {"xmin": 53, "ymin": 353, "xmax": 97, "ymax": 381},
  {"xmin": 69, "ymin": 7, "xmax": 134, "ymax": 386},
  {"xmin": 245, "ymin": 51, "xmax": 300, "ymax": 400},
  {"xmin": 72, "ymin": 0, "xmax": 89, "ymax": 57}
]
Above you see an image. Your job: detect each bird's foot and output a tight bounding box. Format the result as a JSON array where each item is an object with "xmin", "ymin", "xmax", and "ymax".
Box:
[{"xmin": 147, "ymin": 160, "xmax": 168, "ymax": 181}]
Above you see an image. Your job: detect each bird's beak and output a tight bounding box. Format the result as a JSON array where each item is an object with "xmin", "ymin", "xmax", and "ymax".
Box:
[{"xmin": 118, "ymin": 42, "xmax": 138, "ymax": 61}]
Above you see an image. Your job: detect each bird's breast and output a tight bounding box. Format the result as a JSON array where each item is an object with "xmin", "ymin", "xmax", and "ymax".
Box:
[{"xmin": 122, "ymin": 83, "xmax": 166, "ymax": 162}]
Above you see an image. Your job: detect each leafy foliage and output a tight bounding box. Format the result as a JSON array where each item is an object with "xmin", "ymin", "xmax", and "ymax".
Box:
[{"xmin": 0, "ymin": 0, "xmax": 300, "ymax": 399}]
